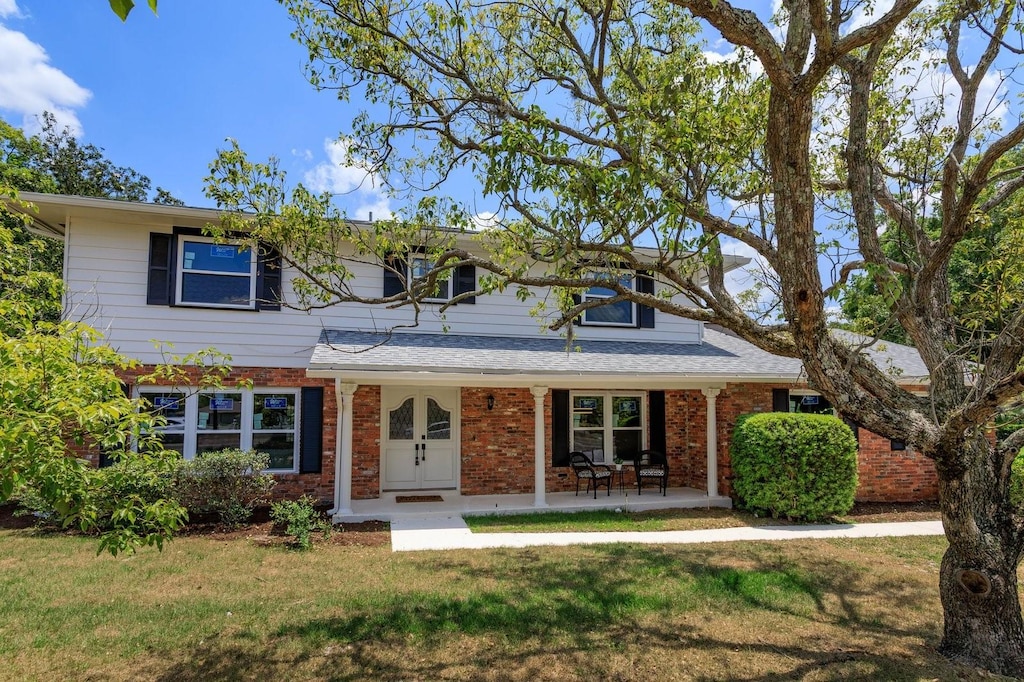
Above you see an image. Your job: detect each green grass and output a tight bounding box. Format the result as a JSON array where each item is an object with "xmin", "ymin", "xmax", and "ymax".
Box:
[
  {"xmin": 463, "ymin": 507, "xmax": 774, "ymax": 533},
  {"xmin": 0, "ymin": 526, "xmax": 1011, "ymax": 681}
]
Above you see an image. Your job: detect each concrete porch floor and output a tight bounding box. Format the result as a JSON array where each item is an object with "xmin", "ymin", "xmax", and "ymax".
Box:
[{"xmin": 335, "ymin": 486, "xmax": 732, "ymax": 522}]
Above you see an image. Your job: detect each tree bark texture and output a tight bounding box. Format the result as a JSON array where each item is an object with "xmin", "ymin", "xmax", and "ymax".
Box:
[{"xmin": 936, "ymin": 434, "xmax": 1024, "ymax": 676}]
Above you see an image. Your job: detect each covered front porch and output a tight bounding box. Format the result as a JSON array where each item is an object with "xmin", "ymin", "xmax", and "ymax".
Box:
[
  {"xmin": 306, "ymin": 329, "xmax": 800, "ymax": 518},
  {"xmin": 336, "ymin": 486, "xmax": 733, "ymax": 522}
]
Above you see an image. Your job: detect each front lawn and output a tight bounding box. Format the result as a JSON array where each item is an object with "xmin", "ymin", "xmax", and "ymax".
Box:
[
  {"xmin": 0, "ymin": 519, "xmax": 1010, "ymax": 681},
  {"xmin": 463, "ymin": 502, "xmax": 941, "ymax": 533}
]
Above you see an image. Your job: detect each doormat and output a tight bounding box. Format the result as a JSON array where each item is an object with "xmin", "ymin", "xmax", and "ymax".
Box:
[{"xmin": 396, "ymin": 495, "xmax": 444, "ymax": 503}]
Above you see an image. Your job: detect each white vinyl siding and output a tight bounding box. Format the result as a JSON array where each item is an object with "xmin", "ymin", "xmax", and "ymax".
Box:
[{"xmin": 64, "ymin": 215, "xmax": 704, "ymax": 368}]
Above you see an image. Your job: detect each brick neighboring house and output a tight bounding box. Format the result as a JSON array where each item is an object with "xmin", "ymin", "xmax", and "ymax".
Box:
[{"xmin": 15, "ymin": 192, "xmax": 938, "ymax": 519}]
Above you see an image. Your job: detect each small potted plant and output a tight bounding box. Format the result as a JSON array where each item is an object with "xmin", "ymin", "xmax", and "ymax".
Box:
[{"xmin": 613, "ymin": 457, "xmax": 624, "ymax": 471}]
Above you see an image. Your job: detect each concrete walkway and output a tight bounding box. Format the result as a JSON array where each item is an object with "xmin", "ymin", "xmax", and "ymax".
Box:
[{"xmin": 389, "ymin": 514, "xmax": 945, "ymax": 552}]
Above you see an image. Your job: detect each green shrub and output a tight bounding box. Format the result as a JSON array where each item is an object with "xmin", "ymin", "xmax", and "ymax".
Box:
[
  {"xmin": 172, "ymin": 449, "xmax": 275, "ymax": 527},
  {"xmin": 731, "ymin": 412, "xmax": 858, "ymax": 521},
  {"xmin": 1010, "ymin": 449, "xmax": 1024, "ymax": 507},
  {"xmin": 15, "ymin": 457, "xmax": 186, "ymax": 548},
  {"xmin": 270, "ymin": 496, "xmax": 331, "ymax": 550}
]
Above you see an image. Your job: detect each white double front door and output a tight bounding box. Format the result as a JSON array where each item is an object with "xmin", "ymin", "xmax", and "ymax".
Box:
[{"xmin": 381, "ymin": 387, "xmax": 459, "ymax": 490}]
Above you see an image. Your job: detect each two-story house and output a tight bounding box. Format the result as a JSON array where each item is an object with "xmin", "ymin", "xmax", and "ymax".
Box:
[{"xmin": 16, "ymin": 192, "xmax": 939, "ymax": 519}]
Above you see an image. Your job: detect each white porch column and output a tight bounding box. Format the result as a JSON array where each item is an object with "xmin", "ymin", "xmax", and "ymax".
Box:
[
  {"xmin": 701, "ymin": 388, "xmax": 721, "ymax": 498},
  {"xmin": 331, "ymin": 381, "xmax": 359, "ymax": 517},
  {"xmin": 530, "ymin": 386, "xmax": 549, "ymax": 508}
]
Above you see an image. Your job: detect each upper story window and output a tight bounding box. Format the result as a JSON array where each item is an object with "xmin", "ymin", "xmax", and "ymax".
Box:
[
  {"xmin": 581, "ymin": 274, "xmax": 636, "ymax": 326},
  {"xmin": 410, "ymin": 255, "xmax": 450, "ymax": 302},
  {"xmin": 176, "ymin": 236, "xmax": 256, "ymax": 308}
]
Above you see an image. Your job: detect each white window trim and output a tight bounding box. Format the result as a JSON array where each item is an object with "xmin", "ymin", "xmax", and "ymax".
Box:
[
  {"xmin": 137, "ymin": 387, "xmax": 300, "ymax": 474},
  {"xmin": 569, "ymin": 391, "xmax": 647, "ymax": 464},
  {"xmin": 175, "ymin": 235, "xmax": 257, "ymax": 309}
]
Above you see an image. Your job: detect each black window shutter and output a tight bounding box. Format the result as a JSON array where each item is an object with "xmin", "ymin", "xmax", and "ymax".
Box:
[
  {"xmin": 551, "ymin": 389, "xmax": 570, "ymax": 467},
  {"xmin": 146, "ymin": 233, "xmax": 174, "ymax": 305},
  {"xmin": 256, "ymin": 243, "xmax": 282, "ymax": 311},
  {"xmin": 383, "ymin": 254, "xmax": 406, "ymax": 297},
  {"xmin": 636, "ymin": 274, "xmax": 655, "ymax": 328},
  {"xmin": 299, "ymin": 387, "xmax": 324, "ymax": 474},
  {"xmin": 570, "ymin": 293, "xmax": 581, "ymax": 326},
  {"xmin": 772, "ymin": 388, "xmax": 790, "ymax": 412},
  {"xmin": 648, "ymin": 390, "xmax": 666, "ymax": 457},
  {"xmin": 453, "ymin": 264, "xmax": 476, "ymax": 303}
]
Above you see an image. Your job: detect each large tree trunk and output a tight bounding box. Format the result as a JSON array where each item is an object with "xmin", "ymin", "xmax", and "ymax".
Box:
[{"xmin": 936, "ymin": 435, "xmax": 1024, "ymax": 676}]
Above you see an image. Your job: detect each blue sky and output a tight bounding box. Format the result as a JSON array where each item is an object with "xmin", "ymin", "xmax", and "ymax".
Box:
[{"xmin": 0, "ymin": 0, "xmax": 394, "ymax": 217}]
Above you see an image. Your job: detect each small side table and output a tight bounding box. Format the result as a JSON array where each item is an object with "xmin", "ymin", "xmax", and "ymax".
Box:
[{"xmin": 610, "ymin": 467, "xmax": 628, "ymax": 493}]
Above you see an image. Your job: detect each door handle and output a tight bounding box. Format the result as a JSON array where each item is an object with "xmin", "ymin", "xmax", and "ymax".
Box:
[
  {"xmin": 415, "ymin": 442, "xmax": 420, "ymax": 466},
  {"xmin": 421, "ymin": 435, "xmax": 426, "ymax": 461}
]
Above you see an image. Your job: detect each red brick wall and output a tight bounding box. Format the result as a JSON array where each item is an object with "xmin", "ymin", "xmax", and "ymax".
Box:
[
  {"xmin": 664, "ymin": 390, "xmax": 707, "ymax": 490},
  {"xmin": 460, "ymin": 388, "xmax": 537, "ymax": 494},
  {"xmin": 852, "ymin": 429, "xmax": 939, "ymax": 502},
  {"xmin": 350, "ymin": 386, "xmax": 381, "ymax": 500}
]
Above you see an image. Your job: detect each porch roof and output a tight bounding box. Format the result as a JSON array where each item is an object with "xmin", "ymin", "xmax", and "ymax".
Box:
[{"xmin": 306, "ymin": 327, "xmax": 928, "ymax": 387}]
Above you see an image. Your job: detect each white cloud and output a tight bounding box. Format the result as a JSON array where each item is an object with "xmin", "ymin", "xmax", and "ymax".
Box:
[
  {"xmin": 471, "ymin": 211, "xmax": 499, "ymax": 230},
  {"xmin": 0, "ymin": 16, "xmax": 90, "ymax": 136},
  {"xmin": 304, "ymin": 138, "xmax": 392, "ymax": 221},
  {"xmin": 0, "ymin": 0, "xmax": 20, "ymax": 19},
  {"xmin": 304, "ymin": 137, "xmax": 381, "ymax": 194}
]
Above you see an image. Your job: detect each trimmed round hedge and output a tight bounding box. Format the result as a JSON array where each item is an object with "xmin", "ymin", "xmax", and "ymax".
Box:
[{"xmin": 731, "ymin": 412, "xmax": 858, "ymax": 521}]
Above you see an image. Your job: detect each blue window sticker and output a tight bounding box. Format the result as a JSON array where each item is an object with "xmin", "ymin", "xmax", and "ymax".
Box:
[
  {"xmin": 263, "ymin": 397, "xmax": 288, "ymax": 410},
  {"xmin": 153, "ymin": 396, "xmax": 181, "ymax": 409},
  {"xmin": 211, "ymin": 245, "xmax": 237, "ymax": 258},
  {"xmin": 209, "ymin": 398, "xmax": 234, "ymax": 411},
  {"xmin": 801, "ymin": 395, "xmax": 820, "ymax": 405}
]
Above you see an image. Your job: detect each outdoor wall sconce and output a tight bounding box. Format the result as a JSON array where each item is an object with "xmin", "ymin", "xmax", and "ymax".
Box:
[{"xmin": 487, "ymin": 394, "xmax": 495, "ymax": 411}]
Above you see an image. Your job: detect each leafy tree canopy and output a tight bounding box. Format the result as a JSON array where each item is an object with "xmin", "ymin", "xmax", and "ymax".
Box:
[{"xmin": 204, "ymin": 0, "xmax": 1024, "ymax": 673}]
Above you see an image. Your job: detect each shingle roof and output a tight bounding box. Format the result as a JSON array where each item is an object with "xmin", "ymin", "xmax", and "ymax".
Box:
[
  {"xmin": 308, "ymin": 327, "xmax": 929, "ymax": 381},
  {"xmin": 310, "ymin": 328, "xmax": 791, "ymax": 377}
]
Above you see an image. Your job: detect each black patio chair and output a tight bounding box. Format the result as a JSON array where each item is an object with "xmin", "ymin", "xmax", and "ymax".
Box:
[
  {"xmin": 570, "ymin": 451, "xmax": 613, "ymax": 499},
  {"xmin": 634, "ymin": 449, "xmax": 669, "ymax": 496}
]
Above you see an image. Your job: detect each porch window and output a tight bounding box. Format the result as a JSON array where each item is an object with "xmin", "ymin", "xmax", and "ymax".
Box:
[{"xmin": 570, "ymin": 392, "xmax": 645, "ymax": 464}]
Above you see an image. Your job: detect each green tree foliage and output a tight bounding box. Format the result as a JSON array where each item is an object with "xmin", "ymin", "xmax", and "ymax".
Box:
[
  {"xmin": 205, "ymin": 0, "xmax": 1024, "ymax": 672},
  {"xmin": 731, "ymin": 413, "xmax": 858, "ymax": 521},
  {"xmin": 0, "ymin": 116, "xmax": 182, "ymax": 295},
  {"xmin": 1, "ymin": 187, "xmax": 231, "ymax": 554},
  {"xmin": 108, "ymin": 0, "xmax": 157, "ymax": 22}
]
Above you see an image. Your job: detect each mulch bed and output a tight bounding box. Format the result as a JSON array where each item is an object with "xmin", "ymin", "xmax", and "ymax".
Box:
[{"xmin": 0, "ymin": 503, "xmax": 391, "ymax": 548}]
